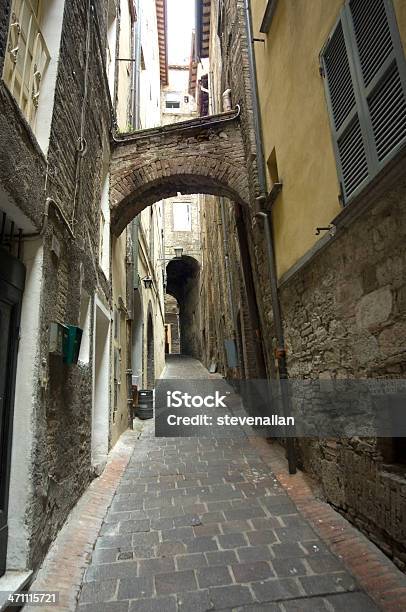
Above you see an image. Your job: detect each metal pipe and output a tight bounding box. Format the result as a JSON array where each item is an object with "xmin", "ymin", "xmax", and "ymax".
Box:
[{"xmin": 244, "ymin": 0, "xmax": 296, "ymax": 474}]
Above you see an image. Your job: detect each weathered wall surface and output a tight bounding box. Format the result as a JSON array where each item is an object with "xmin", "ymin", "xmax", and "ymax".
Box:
[
  {"xmin": 30, "ymin": 0, "xmax": 113, "ymax": 569},
  {"xmin": 0, "ymin": 0, "xmax": 113, "ymax": 571},
  {"xmin": 205, "ymin": 0, "xmax": 406, "ymax": 570}
]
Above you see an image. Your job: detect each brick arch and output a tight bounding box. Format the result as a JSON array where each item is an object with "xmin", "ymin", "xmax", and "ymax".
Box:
[{"xmin": 110, "ymin": 110, "xmax": 250, "ymax": 235}]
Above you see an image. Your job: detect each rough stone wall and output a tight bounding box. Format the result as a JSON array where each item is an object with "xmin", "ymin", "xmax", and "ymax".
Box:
[
  {"xmin": 0, "ymin": 0, "xmax": 113, "ymax": 571},
  {"xmin": 279, "ymin": 170, "xmax": 406, "ymax": 569}
]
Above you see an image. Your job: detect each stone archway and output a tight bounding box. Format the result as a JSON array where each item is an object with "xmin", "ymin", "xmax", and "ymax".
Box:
[{"xmin": 110, "ymin": 109, "xmax": 250, "ymax": 235}]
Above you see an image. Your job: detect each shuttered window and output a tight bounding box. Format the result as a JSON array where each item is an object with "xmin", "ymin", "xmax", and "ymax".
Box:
[{"xmin": 321, "ymin": 0, "xmax": 406, "ymax": 204}]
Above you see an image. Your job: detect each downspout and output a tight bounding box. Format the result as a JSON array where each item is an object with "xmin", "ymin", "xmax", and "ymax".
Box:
[
  {"xmin": 220, "ymin": 197, "xmax": 240, "ymax": 375},
  {"xmin": 243, "ymin": 0, "xmax": 296, "ymax": 474}
]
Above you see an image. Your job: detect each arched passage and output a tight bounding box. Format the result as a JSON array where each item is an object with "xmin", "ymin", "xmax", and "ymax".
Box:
[
  {"xmin": 110, "ymin": 110, "xmax": 250, "ymax": 235},
  {"xmin": 166, "ymin": 255, "xmax": 200, "ymax": 358}
]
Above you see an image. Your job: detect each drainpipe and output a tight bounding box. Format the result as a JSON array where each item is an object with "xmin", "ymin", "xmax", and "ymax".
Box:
[
  {"xmin": 220, "ymin": 197, "xmax": 240, "ymax": 375},
  {"xmin": 243, "ymin": 0, "xmax": 296, "ymax": 474}
]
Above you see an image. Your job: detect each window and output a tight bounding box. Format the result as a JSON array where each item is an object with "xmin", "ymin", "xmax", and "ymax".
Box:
[
  {"xmin": 3, "ymin": 0, "xmax": 50, "ymax": 132},
  {"xmin": 165, "ymin": 93, "xmax": 181, "ymax": 109},
  {"xmin": 321, "ymin": 0, "xmax": 406, "ymax": 204},
  {"xmin": 173, "ymin": 202, "xmax": 192, "ymax": 231}
]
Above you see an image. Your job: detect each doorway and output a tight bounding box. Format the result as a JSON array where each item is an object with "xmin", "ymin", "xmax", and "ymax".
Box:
[
  {"xmin": 92, "ymin": 297, "xmax": 110, "ymax": 469},
  {"xmin": 0, "ymin": 249, "xmax": 25, "ymax": 577}
]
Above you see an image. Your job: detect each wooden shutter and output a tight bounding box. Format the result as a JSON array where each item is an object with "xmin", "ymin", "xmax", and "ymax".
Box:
[
  {"xmin": 348, "ymin": 0, "xmax": 406, "ymax": 165},
  {"xmin": 322, "ymin": 0, "xmax": 406, "ymax": 204},
  {"xmin": 322, "ymin": 19, "xmax": 369, "ymax": 202}
]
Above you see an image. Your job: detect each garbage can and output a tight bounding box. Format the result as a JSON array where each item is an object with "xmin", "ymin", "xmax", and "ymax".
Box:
[{"xmin": 137, "ymin": 389, "xmax": 154, "ymax": 420}]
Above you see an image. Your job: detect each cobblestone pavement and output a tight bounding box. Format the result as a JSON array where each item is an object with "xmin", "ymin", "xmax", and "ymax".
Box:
[{"xmin": 75, "ymin": 358, "xmax": 381, "ymax": 612}]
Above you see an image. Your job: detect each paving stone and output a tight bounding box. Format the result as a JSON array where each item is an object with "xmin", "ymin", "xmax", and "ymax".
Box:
[
  {"xmin": 117, "ymin": 576, "xmax": 154, "ymax": 600},
  {"xmin": 95, "ymin": 535, "xmax": 133, "ymax": 550},
  {"xmin": 270, "ymin": 542, "xmax": 306, "ymax": 559},
  {"xmin": 129, "ymin": 596, "xmax": 177, "ymax": 612},
  {"xmin": 200, "ymin": 511, "xmax": 225, "ymax": 524},
  {"xmin": 325, "ymin": 592, "xmax": 381, "ymax": 611},
  {"xmin": 91, "ymin": 548, "xmax": 120, "ymax": 564},
  {"xmin": 218, "ymin": 533, "xmax": 247, "ymax": 549},
  {"xmin": 78, "ymin": 603, "xmax": 129, "ymax": 612},
  {"xmin": 84, "ymin": 561, "xmax": 138, "ymax": 582},
  {"xmin": 237, "ymin": 546, "xmax": 272, "ymax": 563},
  {"xmin": 161, "ymin": 526, "xmax": 194, "ymax": 541},
  {"xmin": 193, "ymin": 523, "xmax": 221, "ymax": 537},
  {"xmin": 281, "ymin": 597, "xmax": 329, "ymax": 611},
  {"xmin": 158, "ymin": 541, "xmax": 187, "ymax": 557},
  {"xmin": 220, "ymin": 519, "xmax": 251, "ymax": 534},
  {"xmin": 271, "ymin": 557, "xmax": 309, "ymax": 578},
  {"xmin": 250, "ymin": 517, "xmax": 283, "ymax": 530},
  {"xmin": 176, "ymin": 553, "xmax": 208, "ymax": 570},
  {"xmin": 305, "ymin": 554, "xmax": 345, "ymax": 574},
  {"xmin": 251, "ymin": 578, "xmax": 302, "ymax": 602},
  {"xmin": 150, "ymin": 517, "xmax": 174, "ymax": 530},
  {"xmin": 299, "ymin": 573, "xmax": 357, "ymax": 596},
  {"xmin": 177, "ymin": 589, "xmax": 212, "ymax": 612},
  {"xmin": 205, "ymin": 550, "xmax": 238, "ymax": 566},
  {"xmin": 209, "ymin": 585, "xmax": 254, "ymax": 608},
  {"xmin": 138, "ymin": 557, "xmax": 175, "ymax": 575},
  {"xmin": 196, "ymin": 565, "xmax": 233, "ymax": 588},
  {"xmin": 119, "ymin": 520, "xmax": 151, "ymax": 534},
  {"xmin": 186, "ymin": 536, "xmax": 219, "ymax": 553},
  {"xmin": 236, "ymin": 605, "xmax": 280, "ymax": 612},
  {"xmin": 132, "ymin": 532, "xmax": 159, "ymax": 547},
  {"xmin": 172, "ymin": 513, "xmax": 201, "ymax": 527},
  {"xmin": 247, "ymin": 530, "xmax": 277, "ymax": 546},
  {"xmin": 260, "ymin": 496, "xmax": 297, "ymax": 515},
  {"xmin": 232, "ymin": 561, "xmax": 274, "ymax": 583},
  {"xmin": 274, "ymin": 526, "xmax": 317, "ymax": 543},
  {"xmin": 79, "ymin": 579, "xmax": 118, "ymax": 603},
  {"xmin": 224, "ymin": 507, "xmax": 266, "ymax": 521},
  {"xmin": 154, "ymin": 570, "xmax": 198, "ymax": 595}
]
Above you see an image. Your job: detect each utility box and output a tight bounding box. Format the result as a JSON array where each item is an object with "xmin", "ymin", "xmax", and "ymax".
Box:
[
  {"xmin": 63, "ymin": 325, "xmax": 83, "ymax": 365},
  {"xmin": 50, "ymin": 323, "xmax": 83, "ymax": 364}
]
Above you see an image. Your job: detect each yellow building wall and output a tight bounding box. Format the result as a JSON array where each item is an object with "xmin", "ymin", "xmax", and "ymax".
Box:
[
  {"xmin": 252, "ymin": 0, "xmax": 346, "ymax": 278},
  {"xmin": 252, "ymin": 0, "xmax": 406, "ymax": 278},
  {"xmin": 394, "ymin": 0, "xmax": 406, "ymax": 53}
]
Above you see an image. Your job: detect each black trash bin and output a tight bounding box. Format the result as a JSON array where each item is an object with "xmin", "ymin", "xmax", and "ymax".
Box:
[{"xmin": 137, "ymin": 389, "xmax": 154, "ymax": 420}]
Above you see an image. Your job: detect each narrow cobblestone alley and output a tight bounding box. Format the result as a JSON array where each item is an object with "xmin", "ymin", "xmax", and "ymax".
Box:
[{"xmin": 71, "ymin": 358, "xmax": 377, "ymax": 612}]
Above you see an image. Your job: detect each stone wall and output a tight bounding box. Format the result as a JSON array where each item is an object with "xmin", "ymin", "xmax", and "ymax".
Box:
[
  {"xmin": 0, "ymin": 0, "xmax": 113, "ymax": 571},
  {"xmin": 203, "ymin": 0, "xmax": 406, "ymax": 570}
]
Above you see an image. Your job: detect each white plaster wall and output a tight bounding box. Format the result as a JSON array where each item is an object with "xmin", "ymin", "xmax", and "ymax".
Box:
[{"xmin": 7, "ymin": 238, "xmax": 44, "ymax": 570}]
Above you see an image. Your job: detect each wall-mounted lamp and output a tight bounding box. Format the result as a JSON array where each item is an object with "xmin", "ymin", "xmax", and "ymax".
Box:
[
  {"xmin": 142, "ymin": 276, "xmax": 153, "ymax": 289},
  {"xmin": 157, "ymin": 247, "xmax": 184, "ymax": 263}
]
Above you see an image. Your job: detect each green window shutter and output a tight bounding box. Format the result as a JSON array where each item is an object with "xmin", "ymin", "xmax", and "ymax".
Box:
[
  {"xmin": 322, "ymin": 0, "xmax": 406, "ymax": 204},
  {"xmin": 347, "ymin": 0, "xmax": 406, "ymax": 166},
  {"xmin": 322, "ymin": 17, "xmax": 370, "ymax": 202}
]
